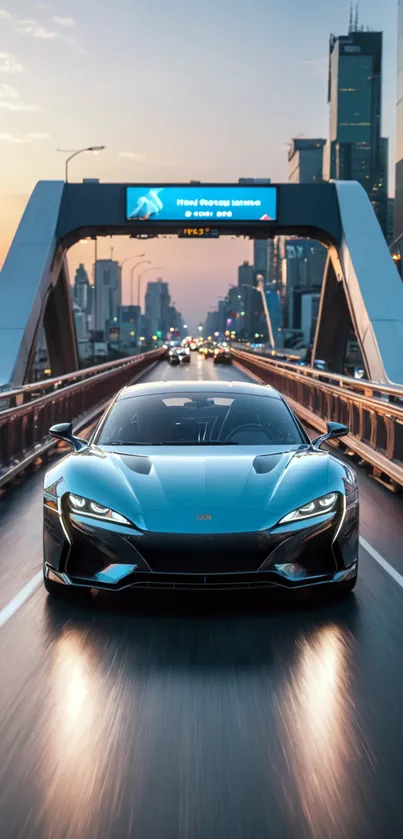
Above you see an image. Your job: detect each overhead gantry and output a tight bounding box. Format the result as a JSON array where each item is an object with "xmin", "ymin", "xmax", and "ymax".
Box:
[{"xmin": 0, "ymin": 179, "xmax": 402, "ymax": 387}]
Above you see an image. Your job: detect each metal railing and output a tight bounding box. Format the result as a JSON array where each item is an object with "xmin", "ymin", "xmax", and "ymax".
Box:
[
  {"xmin": 0, "ymin": 349, "xmax": 164, "ymax": 488},
  {"xmin": 232, "ymin": 348, "xmax": 403, "ymax": 490}
]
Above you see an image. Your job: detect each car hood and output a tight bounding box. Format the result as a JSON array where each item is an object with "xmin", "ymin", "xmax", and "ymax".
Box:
[{"xmin": 53, "ymin": 445, "xmax": 334, "ymax": 534}]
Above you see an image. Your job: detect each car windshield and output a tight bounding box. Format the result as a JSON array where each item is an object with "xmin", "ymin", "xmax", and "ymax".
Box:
[{"xmin": 95, "ymin": 391, "xmax": 306, "ymax": 446}]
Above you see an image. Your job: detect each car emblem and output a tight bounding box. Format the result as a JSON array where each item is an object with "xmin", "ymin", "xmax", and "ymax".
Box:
[{"xmin": 197, "ymin": 514, "xmax": 212, "ymax": 520}]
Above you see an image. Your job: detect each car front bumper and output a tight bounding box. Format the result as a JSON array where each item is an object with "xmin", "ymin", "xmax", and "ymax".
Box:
[{"xmin": 44, "ymin": 498, "xmax": 358, "ymax": 592}]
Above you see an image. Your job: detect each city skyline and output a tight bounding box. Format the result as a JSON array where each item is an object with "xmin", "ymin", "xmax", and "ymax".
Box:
[{"xmin": 0, "ymin": 0, "xmax": 398, "ymax": 329}]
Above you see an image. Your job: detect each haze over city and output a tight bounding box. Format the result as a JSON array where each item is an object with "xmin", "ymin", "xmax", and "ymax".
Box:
[{"xmin": 0, "ymin": 0, "xmax": 398, "ymax": 330}]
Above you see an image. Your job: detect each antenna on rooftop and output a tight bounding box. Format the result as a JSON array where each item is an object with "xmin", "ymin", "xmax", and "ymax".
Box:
[
  {"xmin": 355, "ymin": 3, "xmax": 359, "ymax": 32},
  {"xmin": 349, "ymin": 0, "xmax": 354, "ymax": 33}
]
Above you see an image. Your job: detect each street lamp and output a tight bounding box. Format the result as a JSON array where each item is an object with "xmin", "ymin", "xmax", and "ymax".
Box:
[
  {"xmin": 119, "ymin": 254, "xmax": 146, "ymax": 304},
  {"xmin": 57, "ymin": 145, "xmax": 106, "ymax": 182},
  {"xmin": 120, "ymin": 253, "xmax": 146, "ymax": 269},
  {"xmin": 137, "ymin": 266, "xmax": 163, "ymax": 308},
  {"xmin": 130, "ymin": 261, "xmax": 151, "ymax": 306}
]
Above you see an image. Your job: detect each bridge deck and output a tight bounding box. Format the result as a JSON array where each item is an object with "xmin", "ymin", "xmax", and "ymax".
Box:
[{"xmin": 1, "ymin": 356, "xmax": 403, "ymax": 838}]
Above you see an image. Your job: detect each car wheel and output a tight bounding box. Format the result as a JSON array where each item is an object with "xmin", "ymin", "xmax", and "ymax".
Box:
[{"xmin": 43, "ymin": 574, "xmax": 90, "ymax": 602}]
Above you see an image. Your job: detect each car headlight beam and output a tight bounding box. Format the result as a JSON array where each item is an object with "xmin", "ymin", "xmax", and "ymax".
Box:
[
  {"xmin": 68, "ymin": 494, "xmax": 131, "ymax": 526},
  {"xmin": 279, "ymin": 492, "xmax": 338, "ymax": 525}
]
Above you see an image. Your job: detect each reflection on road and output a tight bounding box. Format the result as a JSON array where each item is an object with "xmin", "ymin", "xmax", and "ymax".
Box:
[{"xmin": 278, "ymin": 624, "xmax": 366, "ymax": 838}]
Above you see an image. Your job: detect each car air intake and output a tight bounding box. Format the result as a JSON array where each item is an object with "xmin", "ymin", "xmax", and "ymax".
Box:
[
  {"xmin": 253, "ymin": 454, "xmax": 283, "ymax": 474},
  {"xmin": 119, "ymin": 455, "xmax": 152, "ymax": 475}
]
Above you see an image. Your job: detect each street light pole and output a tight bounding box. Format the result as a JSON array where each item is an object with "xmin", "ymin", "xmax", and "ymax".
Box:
[
  {"xmin": 130, "ymin": 261, "xmax": 151, "ymax": 306},
  {"xmin": 137, "ymin": 266, "xmax": 162, "ymax": 308},
  {"xmin": 57, "ymin": 145, "xmax": 106, "ymax": 182},
  {"xmin": 120, "ymin": 253, "xmax": 146, "ymax": 270},
  {"xmin": 119, "ymin": 254, "xmax": 146, "ymax": 305}
]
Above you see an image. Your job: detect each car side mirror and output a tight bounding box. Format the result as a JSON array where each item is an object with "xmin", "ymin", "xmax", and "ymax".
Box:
[
  {"xmin": 311, "ymin": 422, "xmax": 349, "ymax": 450},
  {"xmin": 49, "ymin": 422, "xmax": 88, "ymax": 452}
]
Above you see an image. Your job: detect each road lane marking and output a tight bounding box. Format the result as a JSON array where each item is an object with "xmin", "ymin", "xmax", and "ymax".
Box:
[
  {"xmin": 359, "ymin": 537, "xmax": 403, "ymax": 589},
  {"xmin": 0, "ymin": 572, "xmax": 42, "ymax": 630}
]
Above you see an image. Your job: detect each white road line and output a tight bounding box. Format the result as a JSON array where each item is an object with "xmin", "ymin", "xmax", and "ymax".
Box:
[
  {"xmin": 197, "ymin": 355, "xmax": 204, "ymax": 381},
  {"xmin": 359, "ymin": 537, "xmax": 403, "ymax": 589},
  {"xmin": 0, "ymin": 572, "xmax": 42, "ymax": 630}
]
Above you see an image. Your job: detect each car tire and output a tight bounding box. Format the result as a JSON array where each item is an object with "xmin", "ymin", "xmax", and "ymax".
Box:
[{"xmin": 43, "ymin": 574, "xmax": 90, "ymax": 602}]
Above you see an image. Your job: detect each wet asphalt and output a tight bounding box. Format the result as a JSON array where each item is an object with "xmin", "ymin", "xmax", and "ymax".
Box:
[{"xmin": 1, "ymin": 354, "xmax": 403, "ymax": 839}]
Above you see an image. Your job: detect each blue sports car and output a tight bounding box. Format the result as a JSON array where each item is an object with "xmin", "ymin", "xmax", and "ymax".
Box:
[{"xmin": 43, "ymin": 381, "xmax": 359, "ymax": 600}]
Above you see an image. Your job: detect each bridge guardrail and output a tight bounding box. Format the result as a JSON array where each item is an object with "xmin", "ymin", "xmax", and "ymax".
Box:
[
  {"xmin": 0, "ymin": 349, "xmax": 164, "ymax": 488},
  {"xmin": 232, "ymin": 348, "xmax": 403, "ymax": 490}
]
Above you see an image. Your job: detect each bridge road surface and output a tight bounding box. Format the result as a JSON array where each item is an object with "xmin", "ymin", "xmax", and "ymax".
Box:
[{"xmin": 2, "ymin": 353, "xmax": 403, "ymax": 839}]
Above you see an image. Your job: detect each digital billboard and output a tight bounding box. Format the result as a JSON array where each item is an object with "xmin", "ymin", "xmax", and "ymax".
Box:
[{"xmin": 126, "ymin": 186, "xmax": 277, "ymax": 223}]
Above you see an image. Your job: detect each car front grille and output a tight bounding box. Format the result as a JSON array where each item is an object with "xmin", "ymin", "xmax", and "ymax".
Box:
[{"xmin": 127, "ymin": 532, "xmax": 280, "ymax": 574}]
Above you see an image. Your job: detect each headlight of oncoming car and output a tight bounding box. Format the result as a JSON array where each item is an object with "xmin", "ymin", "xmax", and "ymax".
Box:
[
  {"xmin": 68, "ymin": 494, "xmax": 131, "ymax": 525},
  {"xmin": 279, "ymin": 492, "xmax": 338, "ymax": 525}
]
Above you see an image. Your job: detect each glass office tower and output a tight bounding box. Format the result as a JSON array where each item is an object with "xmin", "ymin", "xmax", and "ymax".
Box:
[
  {"xmin": 395, "ymin": 0, "xmax": 403, "ymax": 240},
  {"xmin": 327, "ymin": 29, "xmax": 388, "ymax": 236}
]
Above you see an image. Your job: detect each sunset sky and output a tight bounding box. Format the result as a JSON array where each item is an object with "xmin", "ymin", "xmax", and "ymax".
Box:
[{"xmin": 0, "ymin": 0, "xmax": 398, "ymax": 330}]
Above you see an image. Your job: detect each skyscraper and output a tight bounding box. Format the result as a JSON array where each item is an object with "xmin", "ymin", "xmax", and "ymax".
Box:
[
  {"xmin": 144, "ymin": 279, "xmax": 171, "ymax": 339},
  {"xmin": 326, "ymin": 18, "xmax": 388, "ymax": 235},
  {"xmin": 238, "ymin": 262, "xmax": 254, "ymax": 287},
  {"xmin": 253, "ymin": 240, "xmax": 274, "ymax": 288},
  {"xmin": 73, "ymin": 264, "xmax": 90, "ymax": 313},
  {"xmin": 239, "ymin": 178, "xmax": 274, "ymax": 288},
  {"xmin": 94, "ymin": 259, "xmax": 122, "ymax": 335},
  {"xmin": 118, "ymin": 305, "xmax": 142, "ymax": 349},
  {"xmin": 395, "ymin": 0, "xmax": 403, "ymax": 240},
  {"xmin": 284, "ymin": 139, "xmax": 327, "ymax": 343},
  {"xmin": 288, "ymin": 139, "xmax": 326, "ymax": 183}
]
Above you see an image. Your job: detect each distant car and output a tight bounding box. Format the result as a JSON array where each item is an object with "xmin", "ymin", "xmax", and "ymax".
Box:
[
  {"xmin": 199, "ymin": 342, "xmax": 215, "ymax": 358},
  {"xmin": 168, "ymin": 350, "xmax": 180, "ymax": 366},
  {"xmin": 43, "ymin": 380, "xmax": 358, "ymax": 601},
  {"xmin": 168, "ymin": 346, "xmax": 190, "ymax": 365},
  {"xmin": 214, "ymin": 346, "xmax": 232, "ymax": 365}
]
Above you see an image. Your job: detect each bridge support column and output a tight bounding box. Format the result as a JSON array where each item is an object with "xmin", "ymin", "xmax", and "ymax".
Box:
[
  {"xmin": 313, "ymin": 253, "xmax": 352, "ymax": 374},
  {"xmin": 0, "ymin": 181, "xmax": 78, "ymax": 387},
  {"xmin": 43, "ymin": 259, "xmax": 78, "ymax": 378}
]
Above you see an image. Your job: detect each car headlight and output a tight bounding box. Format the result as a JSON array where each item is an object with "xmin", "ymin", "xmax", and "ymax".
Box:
[
  {"xmin": 68, "ymin": 494, "xmax": 131, "ymax": 525},
  {"xmin": 279, "ymin": 492, "xmax": 338, "ymax": 525}
]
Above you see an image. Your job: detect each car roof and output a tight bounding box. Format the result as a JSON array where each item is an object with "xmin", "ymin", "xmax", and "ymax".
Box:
[{"xmin": 117, "ymin": 380, "xmax": 282, "ymax": 401}]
